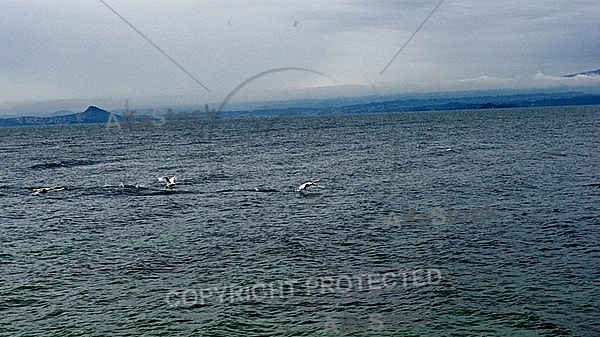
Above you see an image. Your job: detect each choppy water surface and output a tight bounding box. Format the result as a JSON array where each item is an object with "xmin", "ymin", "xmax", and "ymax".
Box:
[{"xmin": 1, "ymin": 106, "xmax": 599, "ymax": 336}]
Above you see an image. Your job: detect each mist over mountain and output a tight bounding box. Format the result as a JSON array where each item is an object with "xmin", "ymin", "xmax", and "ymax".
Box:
[
  {"xmin": 564, "ymin": 69, "xmax": 600, "ymax": 78},
  {"xmin": 216, "ymin": 91, "xmax": 600, "ymax": 119}
]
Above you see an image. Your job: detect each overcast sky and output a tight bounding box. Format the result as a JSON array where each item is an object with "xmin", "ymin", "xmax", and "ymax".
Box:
[{"xmin": 1, "ymin": 0, "xmax": 599, "ymax": 115}]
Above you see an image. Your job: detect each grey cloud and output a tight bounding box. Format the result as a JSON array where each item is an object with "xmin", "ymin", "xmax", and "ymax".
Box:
[{"xmin": 0, "ymin": 0, "xmax": 598, "ymax": 115}]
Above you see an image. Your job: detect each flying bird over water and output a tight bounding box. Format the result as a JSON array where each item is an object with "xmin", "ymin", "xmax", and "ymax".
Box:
[
  {"xmin": 298, "ymin": 179, "xmax": 321, "ymax": 191},
  {"xmin": 158, "ymin": 176, "xmax": 180, "ymax": 188}
]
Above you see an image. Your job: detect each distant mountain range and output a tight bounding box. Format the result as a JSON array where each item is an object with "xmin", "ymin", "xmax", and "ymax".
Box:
[
  {"xmin": 1, "ymin": 91, "xmax": 600, "ymax": 127},
  {"xmin": 218, "ymin": 91, "xmax": 600, "ymax": 119},
  {"xmin": 0, "ymin": 106, "xmax": 114, "ymax": 126},
  {"xmin": 564, "ymin": 69, "xmax": 600, "ymax": 78}
]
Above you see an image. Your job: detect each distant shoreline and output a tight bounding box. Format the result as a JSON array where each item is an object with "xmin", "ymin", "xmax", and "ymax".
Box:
[{"xmin": 1, "ymin": 92, "xmax": 600, "ymax": 127}]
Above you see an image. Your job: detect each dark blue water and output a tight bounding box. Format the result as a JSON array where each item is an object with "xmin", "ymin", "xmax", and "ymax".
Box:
[{"xmin": 1, "ymin": 106, "xmax": 599, "ymax": 336}]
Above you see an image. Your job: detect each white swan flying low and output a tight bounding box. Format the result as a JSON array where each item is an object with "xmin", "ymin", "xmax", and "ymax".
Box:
[
  {"xmin": 158, "ymin": 176, "xmax": 180, "ymax": 188},
  {"xmin": 298, "ymin": 179, "xmax": 321, "ymax": 191}
]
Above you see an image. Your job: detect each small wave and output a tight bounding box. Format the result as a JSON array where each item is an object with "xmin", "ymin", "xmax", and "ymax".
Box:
[
  {"xmin": 88, "ymin": 185, "xmax": 196, "ymax": 197},
  {"xmin": 0, "ymin": 253, "xmax": 13, "ymax": 264},
  {"xmin": 29, "ymin": 159, "xmax": 99, "ymax": 170},
  {"xmin": 102, "ymin": 183, "xmax": 148, "ymax": 189},
  {"xmin": 31, "ymin": 186, "xmax": 68, "ymax": 195},
  {"xmin": 218, "ymin": 188, "xmax": 279, "ymax": 193}
]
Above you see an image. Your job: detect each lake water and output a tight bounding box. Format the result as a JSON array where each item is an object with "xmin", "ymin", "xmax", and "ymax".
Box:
[{"xmin": 1, "ymin": 105, "xmax": 599, "ymax": 336}]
